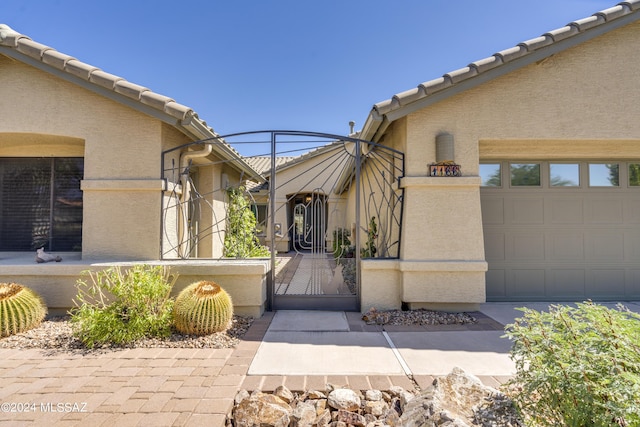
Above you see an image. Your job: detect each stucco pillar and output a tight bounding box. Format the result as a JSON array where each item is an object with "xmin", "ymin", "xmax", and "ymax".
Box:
[
  {"xmin": 81, "ymin": 179, "xmax": 165, "ymax": 260},
  {"xmin": 398, "ymin": 176, "xmax": 487, "ymax": 311}
]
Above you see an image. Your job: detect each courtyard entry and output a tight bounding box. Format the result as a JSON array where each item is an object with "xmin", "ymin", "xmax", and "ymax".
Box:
[{"xmin": 162, "ymin": 131, "xmax": 404, "ymax": 311}]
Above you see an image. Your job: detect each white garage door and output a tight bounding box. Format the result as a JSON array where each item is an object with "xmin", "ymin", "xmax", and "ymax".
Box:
[{"xmin": 481, "ymin": 161, "xmax": 640, "ymax": 301}]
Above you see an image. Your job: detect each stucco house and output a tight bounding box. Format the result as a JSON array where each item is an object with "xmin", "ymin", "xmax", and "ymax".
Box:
[
  {"xmin": 1, "ymin": 0, "xmax": 639, "ymax": 316},
  {"xmin": 356, "ymin": 0, "xmax": 640, "ymax": 309},
  {"xmin": 0, "ymin": 24, "xmax": 269, "ymax": 316}
]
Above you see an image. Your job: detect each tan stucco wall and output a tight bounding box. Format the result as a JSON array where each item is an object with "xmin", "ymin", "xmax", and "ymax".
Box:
[
  {"xmin": 0, "ymin": 258, "xmax": 268, "ymax": 317},
  {"xmin": 0, "ymin": 57, "xmax": 235, "ymax": 261},
  {"xmin": 373, "ymin": 20, "xmax": 640, "ymax": 310}
]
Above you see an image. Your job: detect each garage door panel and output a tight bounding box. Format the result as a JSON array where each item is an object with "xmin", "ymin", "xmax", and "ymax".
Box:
[
  {"xmin": 625, "ymin": 231, "xmax": 640, "ymax": 261},
  {"xmin": 510, "ymin": 198, "xmax": 544, "ymax": 224},
  {"xmin": 588, "ymin": 269, "xmax": 625, "ymax": 297},
  {"xmin": 510, "ymin": 269, "xmax": 546, "ymax": 297},
  {"xmin": 486, "ymin": 269, "xmax": 506, "ymax": 298},
  {"xmin": 586, "ymin": 231, "xmax": 624, "ymax": 261},
  {"xmin": 549, "ymin": 233, "xmax": 584, "ymax": 260},
  {"xmin": 509, "ymin": 233, "xmax": 545, "ymax": 260},
  {"xmin": 484, "ymin": 232, "xmax": 505, "ymax": 260},
  {"xmin": 585, "ymin": 198, "xmax": 623, "ymax": 224},
  {"xmin": 550, "ymin": 198, "xmax": 583, "ymax": 224},
  {"xmin": 628, "ymin": 270, "xmax": 640, "ymax": 297},
  {"xmin": 481, "ymin": 198, "xmax": 504, "ymax": 224},
  {"xmin": 549, "ymin": 269, "xmax": 585, "ymax": 298},
  {"xmin": 625, "ymin": 199, "xmax": 640, "ymax": 223}
]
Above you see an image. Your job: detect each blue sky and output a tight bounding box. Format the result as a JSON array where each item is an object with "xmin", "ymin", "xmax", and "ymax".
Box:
[{"xmin": 2, "ymin": 0, "xmax": 616, "ymax": 139}]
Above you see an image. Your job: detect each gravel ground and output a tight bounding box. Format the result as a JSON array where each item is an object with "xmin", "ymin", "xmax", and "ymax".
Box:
[
  {"xmin": 0, "ymin": 309, "xmax": 476, "ymax": 352},
  {"xmin": 0, "ymin": 315, "xmax": 253, "ymax": 353},
  {"xmin": 362, "ymin": 307, "xmax": 478, "ymax": 326}
]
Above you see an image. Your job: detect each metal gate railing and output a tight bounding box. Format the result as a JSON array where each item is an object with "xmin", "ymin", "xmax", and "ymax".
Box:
[{"xmin": 161, "ymin": 131, "xmax": 404, "ymax": 311}]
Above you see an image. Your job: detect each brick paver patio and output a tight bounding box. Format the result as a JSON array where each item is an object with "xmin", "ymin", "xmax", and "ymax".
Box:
[{"xmin": 0, "ymin": 312, "xmax": 509, "ymax": 426}]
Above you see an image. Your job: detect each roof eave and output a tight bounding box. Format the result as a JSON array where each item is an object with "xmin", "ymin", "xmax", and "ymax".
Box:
[{"xmin": 181, "ymin": 119, "xmax": 264, "ymax": 182}]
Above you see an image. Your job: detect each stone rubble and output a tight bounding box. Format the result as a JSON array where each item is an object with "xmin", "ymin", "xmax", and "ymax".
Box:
[
  {"xmin": 229, "ymin": 368, "xmax": 522, "ymax": 427},
  {"xmin": 362, "ymin": 308, "xmax": 477, "ymax": 326}
]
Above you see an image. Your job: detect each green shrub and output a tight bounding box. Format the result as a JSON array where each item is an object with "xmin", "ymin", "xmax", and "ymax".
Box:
[
  {"xmin": 332, "ymin": 227, "xmax": 351, "ymax": 259},
  {"xmin": 69, "ymin": 265, "xmax": 177, "ymax": 348},
  {"xmin": 360, "ymin": 216, "xmax": 378, "ymax": 258},
  {"xmin": 504, "ymin": 301, "xmax": 640, "ymax": 427},
  {"xmin": 224, "ymin": 186, "xmax": 270, "ymax": 258},
  {"xmin": 173, "ymin": 280, "xmax": 233, "ymax": 335},
  {"xmin": 0, "ymin": 283, "xmax": 47, "ymax": 337}
]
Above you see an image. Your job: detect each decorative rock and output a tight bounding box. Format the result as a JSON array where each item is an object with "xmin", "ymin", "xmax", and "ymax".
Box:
[
  {"xmin": 307, "ymin": 390, "xmax": 326, "ymax": 399},
  {"xmin": 328, "ymin": 388, "xmax": 361, "ymax": 411},
  {"xmin": 316, "ymin": 409, "xmax": 331, "ymax": 427},
  {"xmin": 233, "ymin": 392, "xmax": 292, "ymax": 427},
  {"xmin": 365, "ymin": 389, "xmax": 383, "ymax": 401},
  {"xmin": 291, "ymin": 401, "xmax": 316, "ymax": 426},
  {"xmin": 274, "ymin": 385, "xmax": 294, "ymax": 404},
  {"xmin": 229, "ymin": 371, "xmax": 518, "ymax": 427},
  {"xmin": 383, "ymin": 407, "xmax": 401, "ymax": 426},
  {"xmin": 398, "ymin": 367, "xmax": 520, "ymax": 427},
  {"xmin": 313, "ymin": 398, "xmax": 327, "ymax": 415},
  {"xmin": 364, "ymin": 413, "xmax": 377, "ymax": 424},
  {"xmin": 364, "ymin": 400, "xmax": 389, "ymax": 417},
  {"xmin": 388, "ymin": 386, "xmax": 414, "ymax": 410},
  {"xmin": 336, "ymin": 409, "xmax": 366, "ymax": 427},
  {"xmin": 234, "ymin": 389, "xmax": 250, "ymax": 405}
]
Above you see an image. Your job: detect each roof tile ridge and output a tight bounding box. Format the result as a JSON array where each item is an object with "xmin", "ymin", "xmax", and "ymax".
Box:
[
  {"xmin": 0, "ymin": 24, "xmax": 25, "ymax": 46},
  {"xmin": 595, "ymin": 3, "xmax": 634, "ymax": 21},
  {"xmin": 620, "ymin": 0, "xmax": 640, "ymax": 11}
]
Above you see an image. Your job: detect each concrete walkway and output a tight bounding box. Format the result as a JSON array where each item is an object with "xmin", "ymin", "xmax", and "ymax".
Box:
[{"xmin": 1, "ymin": 301, "xmax": 639, "ymax": 426}]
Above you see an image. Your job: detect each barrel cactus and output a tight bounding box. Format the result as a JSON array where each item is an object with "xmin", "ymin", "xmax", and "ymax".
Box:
[
  {"xmin": 173, "ymin": 281, "xmax": 233, "ymax": 335},
  {"xmin": 0, "ymin": 283, "xmax": 47, "ymax": 337}
]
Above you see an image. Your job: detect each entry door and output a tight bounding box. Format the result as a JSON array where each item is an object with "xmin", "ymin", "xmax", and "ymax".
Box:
[{"xmin": 291, "ymin": 193, "xmax": 326, "ymax": 252}]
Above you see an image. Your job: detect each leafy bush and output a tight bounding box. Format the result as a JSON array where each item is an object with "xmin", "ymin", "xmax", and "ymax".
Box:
[
  {"xmin": 504, "ymin": 301, "xmax": 640, "ymax": 427},
  {"xmin": 332, "ymin": 227, "xmax": 351, "ymax": 259},
  {"xmin": 360, "ymin": 216, "xmax": 378, "ymax": 258},
  {"xmin": 69, "ymin": 265, "xmax": 177, "ymax": 348},
  {"xmin": 224, "ymin": 186, "xmax": 270, "ymax": 258}
]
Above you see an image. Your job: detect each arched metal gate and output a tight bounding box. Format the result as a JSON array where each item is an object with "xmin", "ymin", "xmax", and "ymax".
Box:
[{"xmin": 161, "ymin": 131, "xmax": 404, "ymax": 311}]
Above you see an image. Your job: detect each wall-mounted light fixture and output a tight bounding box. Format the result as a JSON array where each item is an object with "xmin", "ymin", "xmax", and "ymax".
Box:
[
  {"xmin": 430, "ymin": 133, "xmax": 461, "ymax": 176},
  {"xmin": 435, "ymin": 133, "xmax": 454, "ymax": 163}
]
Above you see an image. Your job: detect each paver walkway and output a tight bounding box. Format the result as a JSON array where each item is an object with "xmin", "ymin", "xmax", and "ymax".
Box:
[{"xmin": 0, "ymin": 313, "xmax": 433, "ymax": 427}]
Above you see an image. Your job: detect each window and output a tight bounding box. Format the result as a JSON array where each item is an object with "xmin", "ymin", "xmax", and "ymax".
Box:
[
  {"xmin": 589, "ymin": 163, "xmax": 619, "ymax": 187},
  {"xmin": 480, "ymin": 164, "xmax": 501, "ymax": 187},
  {"xmin": 510, "ymin": 163, "xmax": 540, "ymax": 186},
  {"xmin": 550, "ymin": 163, "xmax": 580, "ymax": 187},
  {"xmin": 629, "ymin": 164, "xmax": 640, "ymax": 186},
  {"xmin": 0, "ymin": 158, "xmax": 83, "ymax": 251}
]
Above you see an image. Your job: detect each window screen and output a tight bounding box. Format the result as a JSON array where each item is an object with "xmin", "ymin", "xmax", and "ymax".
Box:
[{"xmin": 0, "ymin": 158, "xmax": 83, "ymax": 251}]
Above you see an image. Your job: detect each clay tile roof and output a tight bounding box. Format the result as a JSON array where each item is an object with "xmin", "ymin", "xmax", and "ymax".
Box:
[{"xmin": 362, "ymin": 0, "xmax": 640, "ymax": 140}]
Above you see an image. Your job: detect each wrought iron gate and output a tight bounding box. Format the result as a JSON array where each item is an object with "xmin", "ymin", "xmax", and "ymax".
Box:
[{"xmin": 161, "ymin": 131, "xmax": 404, "ymax": 311}]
